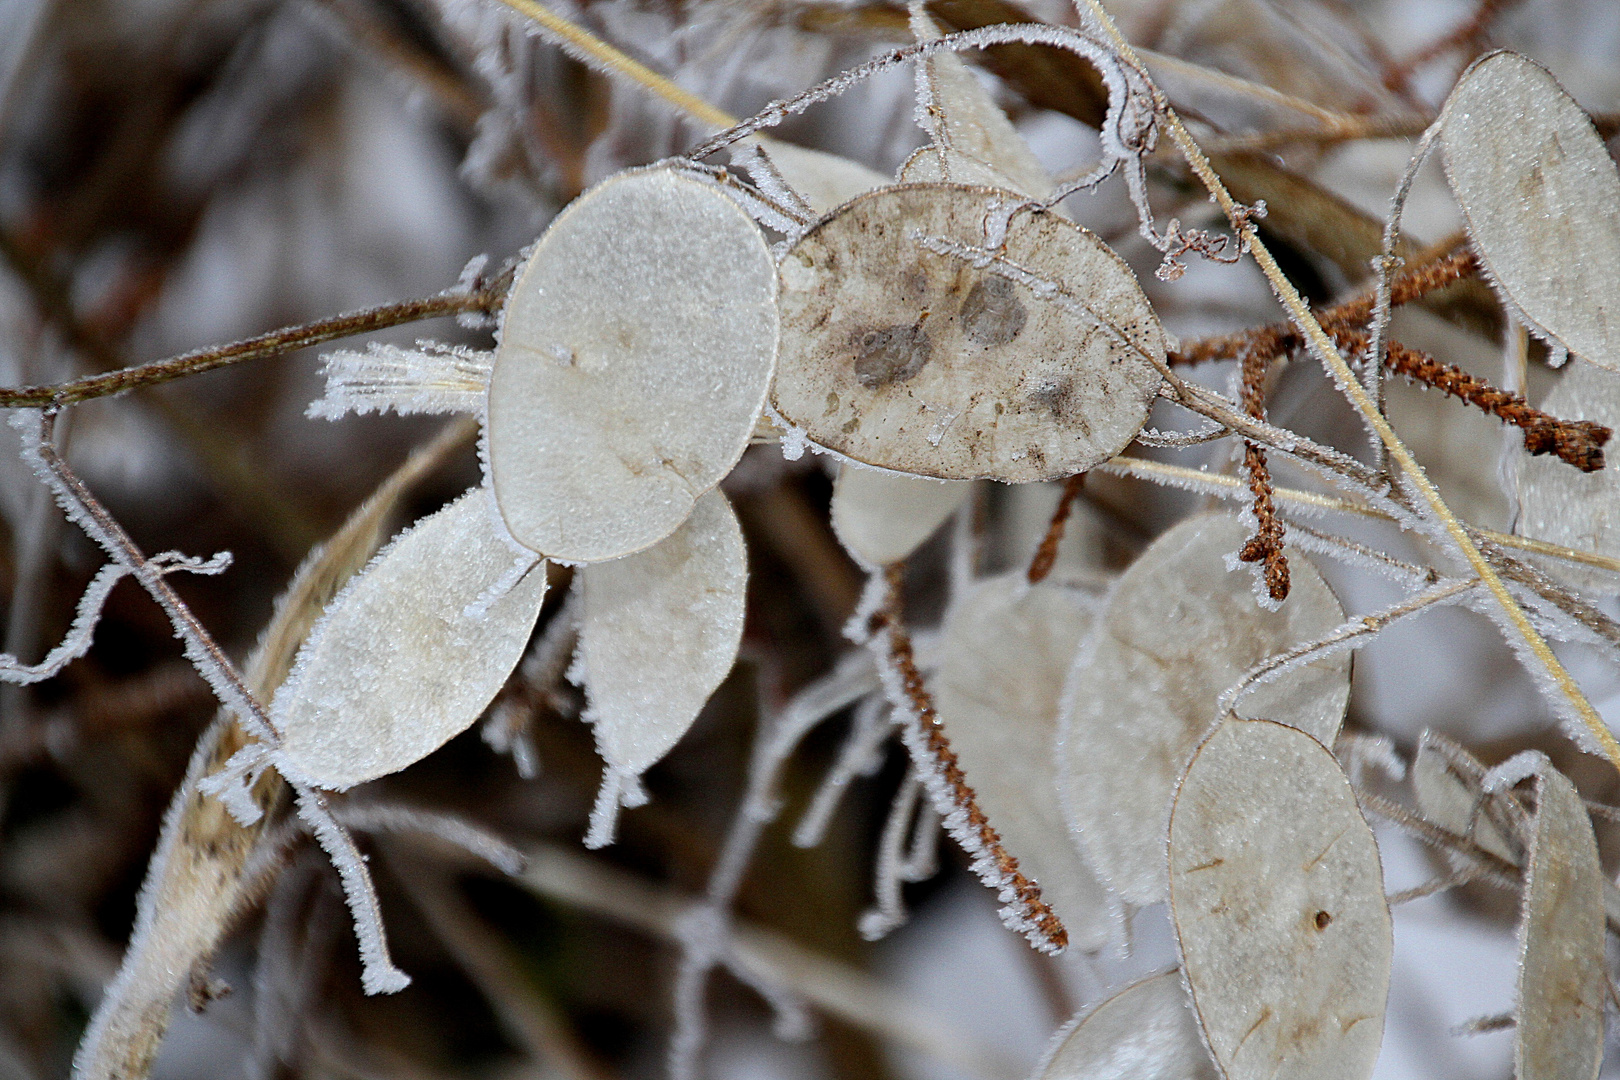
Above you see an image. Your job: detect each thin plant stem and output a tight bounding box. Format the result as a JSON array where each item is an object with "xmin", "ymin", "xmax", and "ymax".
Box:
[{"xmin": 0, "ymin": 289, "xmax": 504, "ymax": 408}]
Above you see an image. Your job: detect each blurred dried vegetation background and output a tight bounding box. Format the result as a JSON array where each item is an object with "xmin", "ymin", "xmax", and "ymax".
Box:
[{"xmin": 2, "ymin": 0, "xmax": 1620, "ymax": 1078}]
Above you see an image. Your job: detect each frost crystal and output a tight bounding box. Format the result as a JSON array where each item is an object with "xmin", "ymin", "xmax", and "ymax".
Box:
[
  {"xmin": 270, "ymin": 487, "xmax": 548, "ymax": 790},
  {"xmin": 487, "ymin": 166, "xmax": 778, "ymax": 563},
  {"xmin": 307, "ymin": 340, "xmax": 492, "ymax": 420}
]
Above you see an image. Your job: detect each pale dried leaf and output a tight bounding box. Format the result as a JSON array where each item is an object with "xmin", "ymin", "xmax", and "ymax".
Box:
[
  {"xmin": 578, "ymin": 487, "xmax": 747, "ymax": 845},
  {"xmin": 1411, "ymin": 737, "xmax": 1520, "ymax": 865},
  {"xmin": 1515, "ymin": 358, "xmax": 1620, "ymax": 592},
  {"xmin": 272, "ymin": 487, "xmax": 548, "ymax": 790},
  {"xmin": 753, "ymin": 138, "xmax": 890, "ymax": 215},
  {"xmin": 1037, "ymin": 971, "xmax": 1217, "ymax": 1080},
  {"xmin": 933, "ymin": 573, "xmax": 1112, "ymax": 951},
  {"xmin": 1169, "ymin": 717, "xmax": 1391, "ymax": 1080},
  {"xmin": 488, "ymin": 166, "xmax": 778, "ymax": 562},
  {"xmin": 830, "ymin": 466, "xmax": 972, "ymax": 567},
  {"xmin": 773, "ymin": 184, "xmax": 1163, "ymax": 482},
  {"xmin": 1516, "ymin": 765, "xmax": 1605, "ymax": 1080},
  {"xmin": 1440, "ymin": 50, "xmax": 1620, "ymax": 370},
  {"xmin": 1060, "ymin": 512, "xmax": 1350, "ymax": 905}
]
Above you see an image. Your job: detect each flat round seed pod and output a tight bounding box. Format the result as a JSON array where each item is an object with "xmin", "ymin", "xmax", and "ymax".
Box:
[
  {"xmin": 1038, "ymin": 971, "xmax": 1217, "ymax": 1080},
  {"xmin": 578, "ymin": 488, "xmax": 747, "ymax": 843},
  {"xmin": 1515, "ymin": 358, "xmax": 1620, "ymax": 593},
  {"xmin": 1169, "ymin": 718, "xmax": 1391, "ymax": 1080},
  {"xmin": 1059, "ymin": 512, "xmax": 1349, "ymax": 906},
  {"xmin": 1516, "ymin": 766, "xmax": 1605, "ymax": 1080},
  {"xmin": 488, "ymin": 167, "xmax": 777, "ymax": 562},
  {"xmin": 1440, "ymin": 51, "xmax": 1620, "ymax": 370},
  {"xmin": 830, "ymin": 466, "xmax": 972, "ymax": 566},
  {"xmin": 773, "ymin": 183, "xmax": 1164, "ymax": 482},
  {"xmin": 934, "ymin": 573, "xmax": 1112, "ymax": 951},
  {"xmin": 272, "ymin": 488, "xmax": 548, "ymax": 790}
]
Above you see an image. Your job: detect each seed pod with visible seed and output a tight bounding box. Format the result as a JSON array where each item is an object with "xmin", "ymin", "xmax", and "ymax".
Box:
[{"xmin": 773, "ymin": 183, "xmax": 1164, "ymax": 482}]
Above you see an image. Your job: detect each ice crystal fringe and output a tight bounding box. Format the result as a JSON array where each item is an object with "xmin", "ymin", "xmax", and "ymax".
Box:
[
  {"xmin": 0, "ymin": 562, "xmax": 130, "ymax": 684},
  {"xmin": 583, "ymin": 765, "xmax": 648, "ymax": 850},
  {"xmin": 307, "ymin": 341, "xmax": 493, "ymax": 421},
  {"xmin": 294, "ymin": 787, "xmax": 411, "ymax": 994}
]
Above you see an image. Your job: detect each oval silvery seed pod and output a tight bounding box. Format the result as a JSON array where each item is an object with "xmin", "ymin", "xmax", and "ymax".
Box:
[
  {"xmin": 1059, "ymin": 511, "xmax": 1349, "ymax": 906},
  {"xmin": 1440, "ymin": 50, "xmax": 1620, "ymax": 370},
  {"xmin": 1515, "ymin": 765, "xmax": 1604, "ymax": 1080},
  {"xmin": 1037, "ymin": 971, "xmax": 1217, "ymax": 1080},
  {"xmin": 272, "ymin": 488, "xmax": 548, "ymax": 791},
  {"xmin": 487, "ymin": 166, "xmax": 778, "ymax": 563},
  {"xmin": 933, "ymin": 572, "xmax": 1112, "ymax": 951},
  {"xmin": 773, "ymin": 183, "xmax": 1164, "ymax": 482},
  {"xmin": 577, "ymin": 487, "xmax": 748, "ymax": 848},
  {"xmin": 1169, "ymin": 718, "xmax": 1391, "ymax": 1080}
]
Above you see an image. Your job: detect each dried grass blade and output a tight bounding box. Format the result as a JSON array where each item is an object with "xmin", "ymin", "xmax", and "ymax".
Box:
[{"xmin": 72, "ymin": 418, "xmax": 475, "ymax": 1080}]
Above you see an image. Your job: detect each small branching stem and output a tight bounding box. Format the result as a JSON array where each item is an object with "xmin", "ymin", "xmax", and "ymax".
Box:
[{"xmin": 1236, "ymin": 345, "xmax": 1289, "ymax": 600}]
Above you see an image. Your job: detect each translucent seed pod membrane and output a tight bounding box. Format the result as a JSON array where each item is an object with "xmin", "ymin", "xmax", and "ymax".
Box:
[
  {"xmin": 488, "ymin": 167, "xmax": 779, "ymax": 563},
  {"xmin": 773, "ymin": 183, "xmax": 1165, "ymax": 482}
]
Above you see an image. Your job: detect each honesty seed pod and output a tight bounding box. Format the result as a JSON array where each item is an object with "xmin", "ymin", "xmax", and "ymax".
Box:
[
  {"xmin": 487, "ymin": 166, "xmax": 779, "ymax": 563},
  {"xmin": 772, "ymin": 183, "xmax": 1164, "ymax": 482}
]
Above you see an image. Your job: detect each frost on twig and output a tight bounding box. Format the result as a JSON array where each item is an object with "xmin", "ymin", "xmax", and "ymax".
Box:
[
  {"xmin": 931, "ymin": 572, "xmax": 1113, "ymax": 950},
  {"xmin": 860, "ymin": 566, "xmax": 1068, "ymax": 953},
  {"xmin": 307, "ymin": 340, "xmax": 493, "ymax": 420},
  {"xmin": 73, "ymin": 420, "xmax": 474, "ymax": 1080}
]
